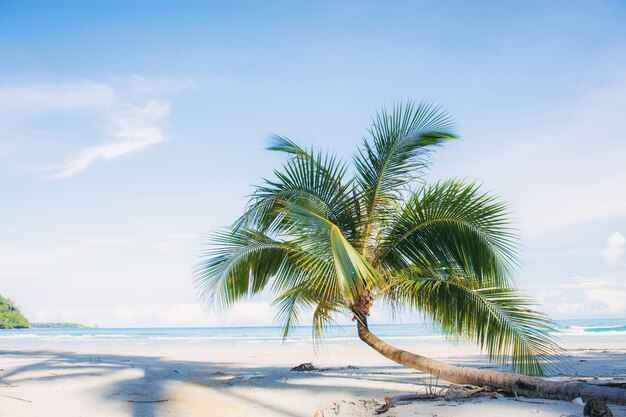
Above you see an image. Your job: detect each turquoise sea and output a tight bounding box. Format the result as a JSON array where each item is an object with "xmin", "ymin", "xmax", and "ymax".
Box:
[{"xmin": 1, "ymin": 319, "xmax": 624, "ymax": 348}]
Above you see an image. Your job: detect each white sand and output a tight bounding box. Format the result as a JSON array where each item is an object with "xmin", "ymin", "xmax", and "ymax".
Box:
[{"xmin": 1, "ymin": 338, "xmax": 625, "ymax": 417}]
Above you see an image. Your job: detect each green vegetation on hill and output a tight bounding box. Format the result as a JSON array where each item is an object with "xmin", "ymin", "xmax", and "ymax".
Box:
[
  {"xmin": 31, "ymin": 322, "xmax": 86, "ymax": 329},
  {"xmin": 0, "ymin": 294, "xmax": 30, "ymax": 329}
]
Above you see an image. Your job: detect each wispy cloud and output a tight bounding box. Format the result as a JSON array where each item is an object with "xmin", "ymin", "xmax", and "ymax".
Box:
[
  {"xmin": 0, "ymin": 77, "xmax": 194, "ymax": 179},
  {"xmin": 129, "ymin": 75, "xmax": 200, "ymax": 95},
  {"xmin": 31, "ymin": 300, "xmax": 275, "ymax": 327},
  {"xmin": 534, "ymin": 274, "xmax": 626, "ymax": 318},
  {"xmin": 601, "ymin": 232, "xmax": 625, "ymax": 266},
  {"xmin": 47, "ymin": 99, "xmax": 170, "ymax": 179},
  {"xmin": 557, "ymin": 276, "xmax": 611, "ymax": 289},
  {"xmin": 81, "ymin": 237, "xmax": 131, "ymax": 246},
  {"xmin": 0, "ymin": 81, "xmax": 115, "ymax": 115},
  {"xmin": 112, "ymin": 300, "xmax": 275, "ymax": 327}
]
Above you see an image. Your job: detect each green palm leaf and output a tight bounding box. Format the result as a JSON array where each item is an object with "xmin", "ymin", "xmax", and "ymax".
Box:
[
  {"xmin": 195, "ymin": 101, "xmax": 564, "ymax": 376},
  {"xmin": 194, "ymin": 227, "xmax": 300, "ymax": 308},
  {"xmin": 239, "ymin": 138, "xmax": 360, "ymax": 241},
  {"xmin": 379, "ymin": 180, "xmax": 518, "ymax": 285},
  {"xmin": 272, "ymin": 281, "xmax": 344, "ymax": 343},
  {"xmin": 282, "ymin": 201, "xmax": 383, "ymax": 301},
  {"xmin": 385, "ymin": 272, "xmax": 563, "ymax": 375},
  {"xmin": 354, "ymin": 101, "xmax": 456, "ymax": 250}
]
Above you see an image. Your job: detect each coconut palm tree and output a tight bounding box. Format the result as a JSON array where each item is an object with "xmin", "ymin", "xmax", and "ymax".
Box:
[{"xmin": 195, "ymin": 102, "xmax": 626, "ymax": 404}]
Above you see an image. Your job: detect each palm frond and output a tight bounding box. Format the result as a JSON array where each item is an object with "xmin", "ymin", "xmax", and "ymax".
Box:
[
  {"xmin": 267, "ymin": 134, "xmax": 309, "ymax": 156},
  {"xmin": 272, "ymin": 279, "xmax": 344, "ymax": 343},
  {"xmin": 194, "ymin": 227, "xmax": 300, "ymax": 309},
  {"xmin": 272, "ymin": 283, "xmax": 317, "ymax": 339},
  {"xmin": 354, "ymin": 101, "xmax": 456, "ymax": 250},
  {"xmin": 238, "ymin": 141, "xmax": 360, "ymax": 242},
  {"xmin": 386, "ymin": 272, "xmax": 563, "ymax": 375},
  {"xmin": 379, "ymin": 180, "xmax": 518, "ymax": 285},
  {"xmin": 282, "ymin": 201, "xmax": 383, "ymax": 301},
  {"xmin": 196, "ymin": 100, "xmax": 564, "ymax": 369}
]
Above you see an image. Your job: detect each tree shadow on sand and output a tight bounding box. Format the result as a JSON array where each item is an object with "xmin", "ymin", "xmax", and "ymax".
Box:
[
  {"xmin": 0, "ymin": 349, "xmax": 414, "ymax": 417},
  {"xmin": 1, "ymin": 349, "xmax": 625, "ymax": 416}
]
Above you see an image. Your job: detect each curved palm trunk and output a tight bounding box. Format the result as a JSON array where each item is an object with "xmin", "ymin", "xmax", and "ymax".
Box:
[{"xmin": 355, "ymin": 318, "xmax": 626, "ymax": 404}]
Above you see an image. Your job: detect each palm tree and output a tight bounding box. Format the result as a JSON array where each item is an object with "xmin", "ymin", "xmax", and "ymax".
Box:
[{"xmin": 195, "ymin": 102, "xmax": 626, "ymax": 404}]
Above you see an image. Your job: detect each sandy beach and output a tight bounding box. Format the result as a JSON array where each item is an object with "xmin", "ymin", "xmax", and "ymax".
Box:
[
  {"xmin": 3, "ymin": 1, "xmax": 626, "ymax": 416},
  {"xmin": 1, "ymin": 335, "xmax": 625, "ymax": 417}
]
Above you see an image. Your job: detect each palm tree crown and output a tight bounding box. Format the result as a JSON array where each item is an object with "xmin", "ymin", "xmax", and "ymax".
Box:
[{"xmin": 195, "ymin": 101, "xmax": 561, "ymax": 375}]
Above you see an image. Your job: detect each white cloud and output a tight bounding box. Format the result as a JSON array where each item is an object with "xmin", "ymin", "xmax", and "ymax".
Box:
[
  {"xmin": 0, "ymin": 81, "xmax": 115, "ymax": 115},
  {"xmin": 47, "ymin": 100, "xmax": 170, "ymax": 179},
  {"xmin": 31, "ymin": 308, "xmax": 79, "ymax": 324},
  {"xmin": 601, "ymin": 232, "xmax": 625, "ymax": 266},
  {"xmin": 586, "ymin": 289, "xmax": 626, "ymax": 314},
  {"xmin": 555, "ymin": 302, "xmax": 584, "ymax": 316},
  {"xmin": 132, "ymin": 99, "xmax": 170, "ymax": 120},
  {"xmin": 114, "ymin": 303, "xmax": 211, "ymax": 327},
  {"xmin": 29, "ymin": 300, "xmax": 276, "ymax": 328},
  {"xmin": 153, "ymin": 233, "xmax": 201, "ymax": 254},
  {"xmin": 106, "ymin": 302, "xmax": 274, "ymax": 327},
  {"xmin": 129, "ymin": 75, "xmax": 200, "ymax": 95},
  {"xmin": 81, "ymin": 237, "xmax": 131, "ymax": 246},
  {"xmin": 0, "ymin": 78, "xmax": 193, "ymax": 179},
  {"xmin": 534, "ymin": 274, "xmax": 626, "ymax": 318},
  {"xmin": 558, "ymin": 276, "xmax": 611, "ymax": 289},
  {"xmin": 0, "ymin": 233, "xmax": 235, "ymax": 327}
]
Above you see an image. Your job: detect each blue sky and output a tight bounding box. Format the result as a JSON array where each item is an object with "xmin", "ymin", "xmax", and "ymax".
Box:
[{"xmin": 1, "ymin": 1, "xmax": 625, "ymax": 327}]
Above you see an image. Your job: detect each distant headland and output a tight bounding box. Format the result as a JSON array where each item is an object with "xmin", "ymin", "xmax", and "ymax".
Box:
[
  {"xmin": 0, "ymin": 294, "xmax": 30, "ymax": 329},
  {"xmin": 30, "ymin": 322, "xmax": 87, "ymax": 329},
  {"xmin": 0, "ymin": 294, "xmax": 88, "ymax": 329}
]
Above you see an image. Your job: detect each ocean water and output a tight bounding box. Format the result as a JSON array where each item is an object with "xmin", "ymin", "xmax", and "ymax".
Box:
[{"xmin": 1, "ymin": 318, "xmax": 624, "ymax": 349}]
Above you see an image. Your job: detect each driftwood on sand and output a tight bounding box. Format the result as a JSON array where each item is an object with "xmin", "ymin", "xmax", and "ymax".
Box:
[
  {"xmin": 291, "ymin": 362, "xmax": 358, "ymax": 372},
  {"xmin": 374, "ymin": 384, "xmax": 615, "ymax": 417},
  {"xmin": 374, "ymin": 384, "xmax": 500, "ymax": 414},
  {"xmin": 375, "ymin": 393, "xmax": 441, "ymax": 414}
]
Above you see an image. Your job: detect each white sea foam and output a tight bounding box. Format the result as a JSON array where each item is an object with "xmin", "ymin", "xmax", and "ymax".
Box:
[{"xmin": 1, "ymin": 320, "xmax": 624, "ymax": 347}]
